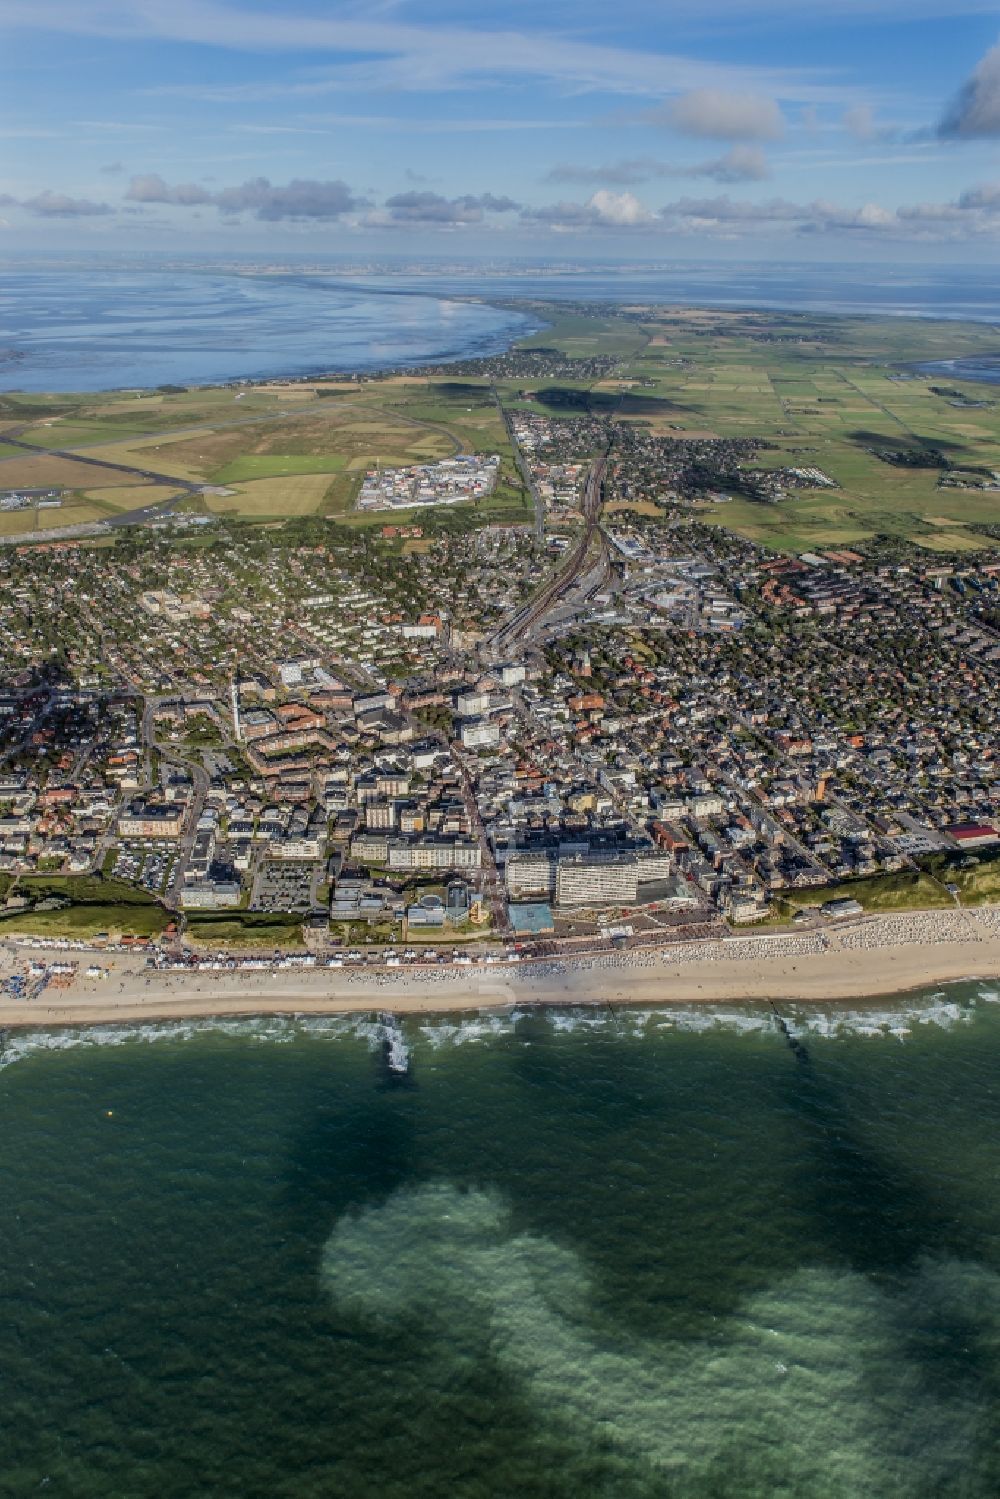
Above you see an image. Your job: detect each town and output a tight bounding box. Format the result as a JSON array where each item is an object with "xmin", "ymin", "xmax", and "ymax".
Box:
[{"xmin": 1, "ymin": 395, "xmax": 998, "ymax": 972}]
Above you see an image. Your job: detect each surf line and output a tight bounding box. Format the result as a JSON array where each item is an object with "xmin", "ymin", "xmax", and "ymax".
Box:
[{"xmin": 768, "ymin": 1000, "xmax": 810, "ymax": 1064}]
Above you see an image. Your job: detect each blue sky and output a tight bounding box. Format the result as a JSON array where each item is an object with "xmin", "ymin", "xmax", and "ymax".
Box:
[{"xmin": 3, "ymin": 0, "xmax": 1000, "ymax": 259}]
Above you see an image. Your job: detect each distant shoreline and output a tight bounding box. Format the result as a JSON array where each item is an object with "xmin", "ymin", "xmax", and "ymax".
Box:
[
  {"xmin": 913, "ymin": 355, "xmax": 1000, "ymax": 386},
  {"xmin": 8, "ymin": 259, "xmax": 1000, "ymax": 394},
  {"xmin": 2, "ymin": 909, "xmax": 998, "ymax": 1032}
]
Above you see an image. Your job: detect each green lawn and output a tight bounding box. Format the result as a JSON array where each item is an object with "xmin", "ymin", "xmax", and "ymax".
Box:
[{"xmin": 921, "ymin": 849, "xmax": 1000, "ymax": 906}]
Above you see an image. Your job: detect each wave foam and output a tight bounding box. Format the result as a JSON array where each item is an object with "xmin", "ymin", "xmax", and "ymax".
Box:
[{"xmin": 0, "ymin": 983, "xmax": 994, "ymax": 1073}]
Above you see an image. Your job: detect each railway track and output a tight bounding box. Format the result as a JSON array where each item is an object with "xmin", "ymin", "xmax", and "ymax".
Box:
[{"xmin": 487, "ymin": 452, "xmax": 608, "ymax": 655}]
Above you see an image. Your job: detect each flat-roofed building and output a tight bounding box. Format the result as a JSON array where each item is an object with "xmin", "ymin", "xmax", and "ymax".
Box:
[
  {"xmin": 555, "ymin": 855, "xmax": 637, "ymax": 908},
  {"xmin": 505, "ymin": 852, "xmax": 556, "ymax": 898},
  {"xmin": 820, "ymin": 896, "xmax": 864, "ymax": 919},
  {"xmin": 118, "ymin": 801, "xmax": 185, "ymax": 839},
  {"xmin": 461, "ymin": 719, "xmax": 501, "ymax": 750},
  {"xmin": 387, "ymin": 838, "xmax": 482, "ymax": 871}
]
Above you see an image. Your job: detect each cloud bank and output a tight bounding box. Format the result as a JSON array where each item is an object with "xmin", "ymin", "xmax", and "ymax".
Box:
[
  {"xmin": 125, "ymin": 173, "xmax": 365, "ymax": 219},
  {"xmin": 939, "ymin": 42, "xmax": 1000, "ymax": 137},
  {"xmin": 546, "ymin": 146, "xmax": 770, "ymax": 187},
  {"xmin": 0, "ymin": 190, "xmax": 113, "ymax": 217},
  {"xmin": 374, "ymin": 191, "xmax": 520, "ymax": 226}
]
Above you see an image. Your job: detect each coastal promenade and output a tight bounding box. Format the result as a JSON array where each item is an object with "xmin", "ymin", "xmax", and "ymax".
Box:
[{"xmin": 2, "ymin": 908, "xmax": 999, "ymax": 1029}]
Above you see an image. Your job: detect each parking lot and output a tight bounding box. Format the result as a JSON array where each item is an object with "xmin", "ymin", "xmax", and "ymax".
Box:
[
  {"xmin": 112, "ymin": 842, "xmax": 176, "ymax": 897},
  {"xmin": 250, "ymin": 860, "xmax": 317, "ymax": 913}
]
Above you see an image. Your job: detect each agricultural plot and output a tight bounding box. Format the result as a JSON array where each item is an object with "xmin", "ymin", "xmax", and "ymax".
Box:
[
  {"xmin": 0, "ymin": 501, "xmax": 111, "ymax": 535},
  {"xmin": 99, "ymin": 403, "xmax": 456, "ymax": 484},
  {"xmin": 560, "ymin": 307, "xmax": 1000, "ymax": 552},
  {"xmin": 372, "ymin": 382, "xmax": 505, "ymax": 453},
  {"xmin": 14, "ymin": 304, "xmax": 1000, "ymax": 551},
  {"xmin": 18, "ymin": 420, "xmax": 162, "ymax": 449},
  {"xmin": 519, "ymin": 311, "xmax": 651, "ymax": 358}
]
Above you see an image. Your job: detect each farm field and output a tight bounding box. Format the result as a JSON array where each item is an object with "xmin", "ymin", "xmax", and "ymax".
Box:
[
  {"xmin": 9, "ymin": 303, "xmax": 1000, "ymax": 548},
  {"xmin": 508, "ymin": 303, "xmax": 1000, "ymax": 551}
]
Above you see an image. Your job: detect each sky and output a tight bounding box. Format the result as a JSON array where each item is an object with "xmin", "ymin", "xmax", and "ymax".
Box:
[{"xmin": 3, "ymin": 0, "xmax": 1000, "ymax": 260}]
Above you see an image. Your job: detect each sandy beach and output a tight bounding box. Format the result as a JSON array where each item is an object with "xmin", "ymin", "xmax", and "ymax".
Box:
[{"xmin": 2, "ymin": 907, "xmax": 999, "ymax": 1029}]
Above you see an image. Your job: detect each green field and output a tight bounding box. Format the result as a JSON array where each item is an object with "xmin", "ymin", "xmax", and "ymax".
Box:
[
  {"xmin": 518, "ymin": 310, "xmax": 652, "ymax": 358},
  {"xmin": 922, "ymin": 849, "xmax": 1000, "ymax": 906},
  {"xmin": 0, "ymin": 875, "xmax": 169, "ymax": 939},
  {"xmin": 492, "ymin": 304, "xmax": 1000, "ymax": 552},
  {"xmin": 16, "ymin": 875, "xmax": 158, "ymax": 904},
  {"xmin": 783, "ymin": 869, "xmax": 953, "ymax": 913},
  {"xmin": 212, "ymin": 454, "xmax": 347, "ymax": 484},
  {"xmin": 185, "ymin": 911, "xmax": 305, "ymax": 946},
  {"xmin": 0, "ymin": 905, "xmax": 169, "ymax": 939}
]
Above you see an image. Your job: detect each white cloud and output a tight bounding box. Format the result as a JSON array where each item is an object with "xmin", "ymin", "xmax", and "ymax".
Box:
[
  {"xmin": 546, "ymin": 146, "xmax": 770, "ymax": 187},
  {"xmin": 518, "ymin": 183, "xmax": 1000, "ymax": 242},
  {"xmin": 523, "ymin": 189, "xmax": 657, "ymax": 229},
  {"xmin": 957, "ymin": 180, "xmax": 1000, "ymax": 208},
  {"xmin": 653, "ymin": 89, "xmax": 785, "ymax": 141},
  {"xmin": 589, "ymin": 189, "xmax": 655, "ymax": 225},
  {"xmin": 19, "ymin": 191, "xmax": 114, "ymax": 217},
  {"xmin": 842, "ymin": 104, "xmax": 897, "ymax": 142},
  {"xmin": 654, "ymin": 188, "xmax": 1000, "ymax": 238},
  {"xmin": 126, "ymin": 173, "xmax": 212, "ymax": 205}
]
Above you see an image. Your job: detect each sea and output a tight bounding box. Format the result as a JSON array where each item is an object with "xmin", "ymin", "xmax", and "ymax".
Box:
[
  {"xmin": 0, "ymin": 266, "xmax": 539, "ymax": 393},
  {"xmin": 3, "ymin": 984, "xmax": 1000, "ymax": 1497},
  {"xmin": 3, "ymin": 257, "xmax": 1000, "ymax": 392}
]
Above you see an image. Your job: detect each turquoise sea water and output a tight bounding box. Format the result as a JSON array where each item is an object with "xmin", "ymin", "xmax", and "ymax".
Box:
[{"xmin": 2, "ymin": 986, "xmax": 1000, "ymax": 1497}]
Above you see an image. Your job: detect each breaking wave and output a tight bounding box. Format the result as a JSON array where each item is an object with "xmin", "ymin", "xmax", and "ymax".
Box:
[
  {"xmin": 0, "ymin": 1011, "xmax": 387, "ymax": 1073},
  {"xmin": 0, "ymin": 983, "xmax": 993, "ymax": 1073}
]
